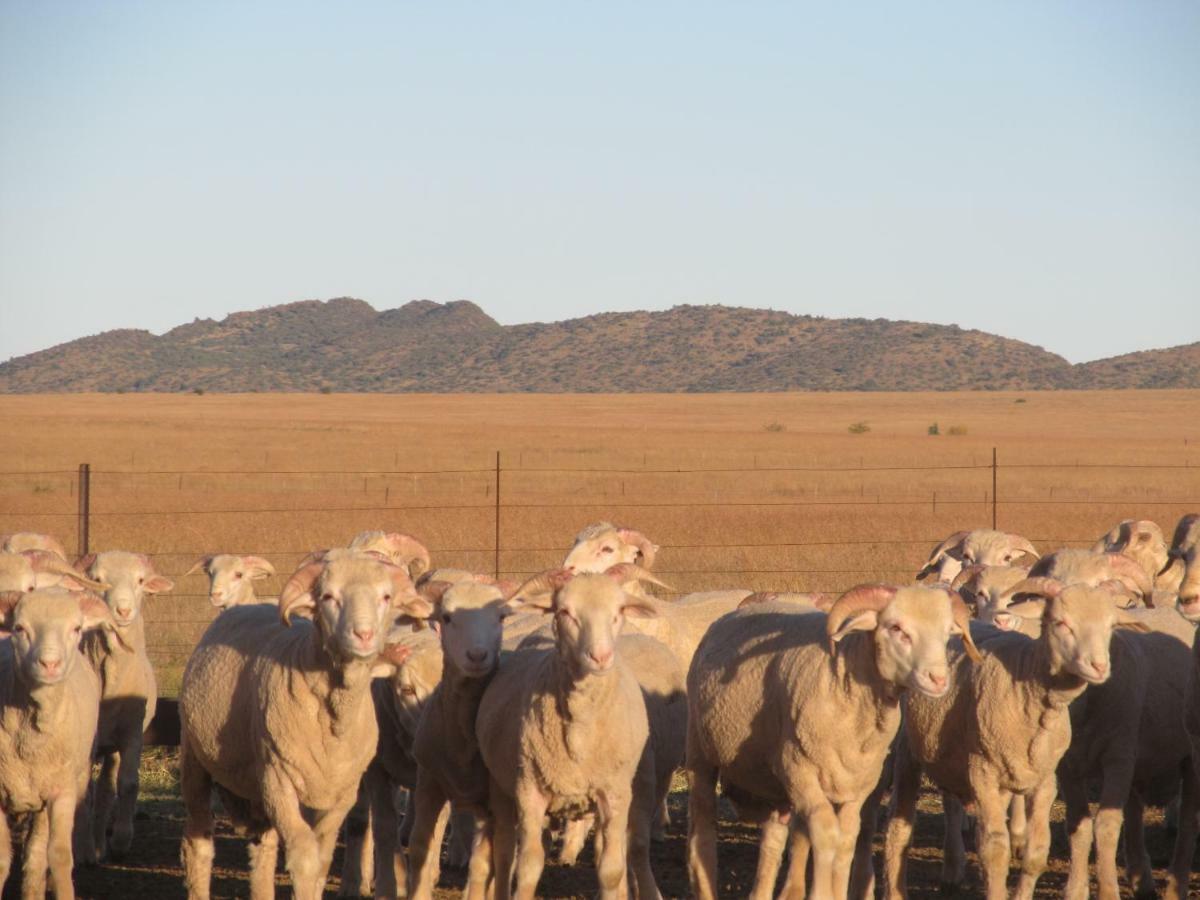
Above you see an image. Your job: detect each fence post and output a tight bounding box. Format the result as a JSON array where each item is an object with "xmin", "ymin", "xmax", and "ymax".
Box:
[
  {"xmin": 991, "ymin": 447, "xmax": 998, "ymax": 529},
  {"xmin": 77, "ymin": 463, "xmax": 90, "ymax": 559},
  {"xmin": 494, "ymin": 451, "xmax": 501, "ymax": 580}
]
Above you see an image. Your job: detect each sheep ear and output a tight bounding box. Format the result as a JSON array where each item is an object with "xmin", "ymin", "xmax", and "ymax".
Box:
[
  {"xmin": 622, "ymin": 595, "xmax": 661, "ymax": 619},
  {"xmin": 371, "ymin": 640, "xmax": 413, "ymax": 678},
  {"xmin": 144, "ymin": 575, "xmax": 174, "ymax": 594},
  {"xmin": 78, "ymin": 592, "xmax": 115, "ymax": 631},
  {"xmin": 184, "ymin": 556, "xmax": 213, "ymax": 577},
  {"xmin": 1004, "ymin": 599, "xmax": 1046, "ymax": 620},
  {"xmin": 74, "ymin": 553, "xmax": 97, "ymax": 574},
  {"xmin": 394, "ymin": 593, "xmax": 434, "ymax": 623},
  {"xmin": 279, "ymin": 562, "xmax": 324, "ymax": 624},
  {"xmin": 0, "ymin": 591, "xmax": 21, "ymax": 634},
  {"xmin": 242, "ymin": 556, "xmax": 275, "ymax": 580},
  {"xmin": 828, "ymin": 609, "xmax": 878, "ymax": 643}
]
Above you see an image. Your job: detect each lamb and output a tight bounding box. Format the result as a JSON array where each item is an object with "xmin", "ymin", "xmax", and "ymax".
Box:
[
  {"xmin": 74, "ymin": 550, "xmax": 174, "ymax": 860},
  {"xmin": 1029, "ymin": 547, "xmax": 1152, "ymax": 604},
  {"xmin": 916, "ymin": 529, "xmax": 1039, "ymax": 583},
  {"xmin": 184, "ymin": 554, "xmax": 276, "ymax": 610},
  {"xmin": 406, "ymin": 578, "xmax": 523, "ymax": 900},
  {"xmin": 178, "ymin": 553, "xmax": 432, "ymax": 900},
  {"xmin": 0, "ymin": 588, "xmax": 113, "ymax": 900},
  {"xmin": 883, "ymin": 578, "xmax": 1152, "ymax": 900},
  {"xmin": 687, "ymin": 584, "xmax": 978, "ymax": 900},
  {"xmin": 475, "ymin": 567, "xmax": 661, "ymax": 900}
]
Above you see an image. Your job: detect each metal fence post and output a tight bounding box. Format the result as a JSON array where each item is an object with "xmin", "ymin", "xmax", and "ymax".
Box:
[
  {"xmin": 494, "ymin": 451, "xmax": 501, "ymax": 580},
  {"xmin": 992, "ymin": 447, "xmax": 998, "ymax": 529},
  {"xmin": 77, "ymin": 463, "xmax": 90, "ymax": 558}
]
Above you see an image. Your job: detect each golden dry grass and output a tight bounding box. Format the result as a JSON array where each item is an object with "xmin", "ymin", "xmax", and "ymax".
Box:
[{"xmin": 2, "ymin": 389, "xmax": 1198, "ymax": 692}]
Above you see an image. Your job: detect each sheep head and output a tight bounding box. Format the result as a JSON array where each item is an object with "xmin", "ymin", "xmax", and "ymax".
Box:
[
  {"xmin": 826, "ymin": 583, "xmax": 979, "ymax": 698},
  {"xmin": 1000, "ymin": 578, "xmax": 1148, "ymax": 683},
  {"xmin": 422, "ymin": 578, "xmax": 522, "ymax": 678},
  {"xmin": 1092, "ymin": 519, "xmax": 1168, "ymax": 585},
  {"xmin": 1, "ymin": 588, "xmax": 116, "ymax": 687},
  {"xmin": 917, "ymin": 530, "xmax": 1038, "ymax": 583},
  {"xmin": 562, "ymin": 522, "xmax": 660, "ymax": 574},
  {"xmin": 186, "ymin": 554, "xmax": 275, "ymax": 609},
  {"xmin": 279, "ymin": 555, "xmax": 433, "ymax": 663},
  {"xmin": 76, "ymin": 551, "xmax": 173, "ymax": 628},
  {"xmin": 952, "ymin": 564, "xmax": 1031, "ymax": 627}
]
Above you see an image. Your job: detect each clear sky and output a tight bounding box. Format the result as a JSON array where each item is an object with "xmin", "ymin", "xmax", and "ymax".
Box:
[{"xmin": 2, "ymin": 1, "xmax": 1197, "ymax": 365}]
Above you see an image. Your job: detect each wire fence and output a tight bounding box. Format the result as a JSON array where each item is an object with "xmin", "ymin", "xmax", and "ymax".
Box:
[{"xmin": 1, "ymin": 451, "xmax": 1197, "ymax": 675}]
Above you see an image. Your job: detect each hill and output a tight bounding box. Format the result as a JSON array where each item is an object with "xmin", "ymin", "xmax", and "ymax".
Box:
[{"xmin": 0, "ymin": 298, "xmax": 1195, "ymax": 392}]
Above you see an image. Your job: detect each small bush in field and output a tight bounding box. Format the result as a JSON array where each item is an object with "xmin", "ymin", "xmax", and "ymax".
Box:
[
  {"xmin": 848, "ymin": 421, "xmax": 870, "ymax": 434},
  {"xmin": 947, "ymin": 424, "xmax": 968, "ymax": 436},
  {"xmin": 764, "ymin": 422, "xmax": 785, "ymax": 432},
  {"xmin": 928, "ymin": 422, "xmax": 940, "ymax": 436}
]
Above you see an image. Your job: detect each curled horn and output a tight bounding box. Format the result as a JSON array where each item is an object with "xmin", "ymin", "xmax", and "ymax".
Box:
[
  {"xmin": 825, "ymin": 584, "xmax": 898, "ymax": 650},
  {"xmin": 950, "ymin": 564, "xmax": 987, "ymax": 593},
  {"xmin": 616, "ymin": 529, "xmax": 658, "ymax": 569},
  {"xmin": 1104, "ymin": 553, "xmax": 1152, "ymax": 602},
  {"xmin": 511, "ymin": 567, "xmax": 575, "ymax": 605},
  {"xmin": 417, "ymin": 579, "xmax": 454, "ymax": 606},
  {"xmin": 383, "ymin": 532, "xmax": 432, "ymax": 578},
  {"xmin": 603, "ymin": 563, "xmax": 672, "ymax": 592},
  {"xmin": 932, "ymin": 583, "xmax": 982, "ymax": 663},
  {"xmin": 25, "ymin": 551, "xmax": 110, "ymax": 591},
  {"xmin": 184, "ymin": 555, "xmax": 214, "ymax": 577},
  {"xmin": 1006, "ymin": 535, "xmax": 1040, "ymax": 561},
  {"xmin": 1169, "ymin": 514, "xmax": 1200, "ymax": 552},
  {"xmin": 999, "ymin": 576, "xmax": 1064, "ymax": 603},
  {"xmin": 917, "ymin": 531, "xmax": 970, "ymax": 579}
]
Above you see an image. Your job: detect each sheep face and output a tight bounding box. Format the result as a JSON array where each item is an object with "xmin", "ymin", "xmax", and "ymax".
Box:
[
  {"xmin": 1175, "ymin": 546, "xmax": 1200, "ymax": 621},
  {"xmin": 189, "ymin": 554, "xmax": 274, "ymax": 609},
  {"xmin": 1092, "ymin": 519, "xmax": 1168, "ymax": 581},
  {"xmin": 391, "ymin": 638, "xmax": 444, "ymax": 733},
  {"xmin": 0, "ymin": 589, "xmax": 113, "ymax": 687},
  {"xmin": 548, "ymin": 573, "xmax": 657, "ymax": 677},
  {"xmin": 79, "ymin": 551, "xmax": 173, "ymax": 627},
  {"xmin": 957, "ymin": 566, "xmax": 1032, "ymax": 630},
  {"xmin": 872, "ymin": 589, "xmax": 959, "ymax": 698},
  {"xmin": 920, "ymin": 530, "xmax": 1038, "ymax": 583},
  {"xmin": 1008, "ymin": 584, "xmax": 1146, "ymax": 683},
  {"xmin": 432, "ymin": 581, "xmax": 517, "ymax": 678},
  {"xmin": 280, "ymin": 556, "xmax": 434, "ymax": 662},
  {"xmin": 562, "ymin": 522, "xmax": 658, "ymax": 574}
]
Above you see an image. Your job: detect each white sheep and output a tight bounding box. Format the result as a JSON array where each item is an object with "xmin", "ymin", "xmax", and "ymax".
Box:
[
  {"xmin": 562, "ymin": 521, "xmax": 659, "ymax": 573},
  {"xmin": 178, "ymin": 554, "xmax": 432, "ymax": 900},
  {"xmin": 0, "ymin": 588, "xmax": 113, "ymax": 900},
  {"xmin": 475, "ymin": 567, "xmax": 661, "ymax": 900},
  {"xmin": 916, "ymin": 529, "xmax": 1040, "ymax": 583},
  {"xmin": 184, "ymin": 554, "xmax": 276, "ymax": 610},
  {"xmin": 883, "ymin": 578, "xmax": 1152, "ymax": 900},
  {"xmin": 75, "ymin": 550, "xmax": 173, "ymax": 860},
  {"xmin": 687, "ymin": 584, "xmax": 979, "ymax": 900}
]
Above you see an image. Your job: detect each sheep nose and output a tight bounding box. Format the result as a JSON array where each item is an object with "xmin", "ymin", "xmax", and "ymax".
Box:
[
  {"xmin": 927, "ymin": 672, "xmax": 947, "ymax": 690},
  {"xmin": 466, "ymin": 649, "xmax": 487, "ymax": 664},
  {"xmin": 588, "ymin": 647, "xmax": 614, "ymax": 668},
  {"xmin": 115, "ymin": 605, "xmax": 133, "ymax": 619},
  {"xmin": 38, "ymin": 657, "xmax": 62, "ymax": 676},
  {"xmin": 1090, "ymin": 659, "xmax": 1109, "ymax": 678},
  {"xmin": 353, "ymin": 626, "xmax": 376, "ymax": 644}
]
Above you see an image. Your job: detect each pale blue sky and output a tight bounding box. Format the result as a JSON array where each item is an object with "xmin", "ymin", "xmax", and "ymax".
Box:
[{"xmin": 2, "ymin": 1, "xmax": 1197, "ymax": 365}]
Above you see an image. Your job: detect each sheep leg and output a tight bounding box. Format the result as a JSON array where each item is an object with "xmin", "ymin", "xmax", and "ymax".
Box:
[
  {"xmin": 1093, "ymin": 761, "xmax": 1134, "ymax": 900},
  {"xmin": 314, "ymin": 797, "xmax": 360, "ymax": 896},
  {"xmin": 1122, "ymin": 791, "xmax": 1155, "ymax": 899},
  {"xmin": 850, "ymin": 786, "xmax": 882, "ymax": 900},
  {"xmin": 941, "ymin": 792, "xmax": 968, "ymax": 889},
  {"xmin": 595, "ymin": 786, "xmax": 632, "ymax": 900},
  {"xmin": 92, "ymin": 750, "xmax": 118, "ymax": 859},
  {"xmin": 1059, "ymin": 772, "xmax": 1093, "ymax": 900},
  {"xmin": 48, "ymin": 793, "xmax": 77, "ymax": 900},
  {"xmin": 180, "ymin": 737, "xmax": 216, "ymax": 900},
  {"xmin": 408, "ymin": 771, "xmax": 451, "ymax": 898},
  {"xmin": 652, "ymin": 796, "xmax": 670, "ymax": 842},
  {"xmin": 398, "ymin": 787, "xmax": 415, "ymax": 847},
  {"xmin": 748, "ymin": 811, "xmax": 790, "ymax": 900},
  {"xmin": 969, "ymin": 767, "xmax": 1013, "ymax": 900},
  {"xmin": 247, "ymin": 826, "xmax": 280, "ymax": 900},
  {"xmin": 883, "ymin": 744, "xmax": 922, "ymax": 899},
  {"xmin": 831, "ymin": 797, "xmax": 866, "ymax": 899},
  {"xmin": 777, "ymin": 819, "xmax": 811, "ymax": 900},
  {"xmin": 463, "ymin": 813, "xmax": 493, "ymax": 900},
  {"xmin": 558, "ymin": 815, "xmax": 591, "ymax": 865},
  {"xmin": 365, "ymin": 768, "xmax": 404, "ymax": 900},
  {"xmin": 785, "ymin": 764, "xmax": 840, "ymax": 900},
  {"xmin": 1165, "ymin": 755, "xmax": 1199, "ymax": 900},
  {"xmin": 340, "ymin": 781, "xmax": 373, "ymax": 897},
  {"xmin": 684, "ymin": 757, "xmax": 720, "ymax": 900},
  {"xmin": 1011, "ymin": 778, "xmax": 1055, "ymax": 900},
  {"xmin": 21, "ymin": 807, "xmax": 50, "ymax": 900},
  {"xmin": 73, "ymin": 774, "xmax": 96, "ymax": 866},
  {"xmin": 447, "ymin": 808, "xmax": 476, "ymax": 870},
  {"xmin": 489, "ymin": 781, "xmax": 517, "ymax": 900},
  {"xmin": 627, "ymin": 752, "xmax": 662, "ymax": 900},
  {"xmin": 512, "ymin": 782, "xmax": 550, "ymax": 900},
  {"xmin": 261, "ymin": 767, "xmax": 322, "ymax": 900},
  {"xmin": 1007, "ymin": 793, "xmax": 1028, "ymax": 860},
  {"xmin": 110, "ymin": 733, "xmax": 144, "ymax": 857}
]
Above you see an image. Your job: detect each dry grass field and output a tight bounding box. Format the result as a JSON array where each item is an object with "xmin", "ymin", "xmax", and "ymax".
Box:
[
  {"xmin": 1, "ymin": 389, "xmax": 1197, "ymax": 689},
  {"xmin": 1, "ymin": 389, "xmax": 1199, "ymax": 897}
]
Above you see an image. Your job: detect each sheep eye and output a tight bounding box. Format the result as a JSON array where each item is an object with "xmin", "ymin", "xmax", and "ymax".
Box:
[
  {"xmin": 138, "ymin": 577, "xmax": 144, "ymax": 584},
  {"xmin": 400, "ymin": 686, "xmax": 417, "ymax": 696},
  {"xmin": 12, "ymin": 625, "xmax": 26, "ymax": 636},
  {"xmin": 601, "ymin": 546, "xmax": 613, "ymax": 553},
  {"xmin": 1054, "ymin": 619, "xmax": 1069, "ymax": 630},
  {"xmin": 321, "ymin": 592, "xmax": 335, "ymax": 602},
  {"xmin": 382, "ymin": 593, "xmax": 392, "ymax": 602},
  {"xmin": 235, "ymin": 572, "xmax": 243, "ymax": 579},
  {"xmin": 441, "ymin": 612, "xmax": 451, "ymax": 624}
]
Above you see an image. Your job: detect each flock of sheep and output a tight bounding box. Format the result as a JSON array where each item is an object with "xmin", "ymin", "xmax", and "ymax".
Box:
[{"xmin": 0, "ymin": 513, "xmax": 1198, "ymax": 900}]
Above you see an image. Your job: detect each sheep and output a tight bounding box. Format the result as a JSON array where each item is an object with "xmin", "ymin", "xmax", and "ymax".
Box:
[
  {"xmin": 405, "ymin": 578, "xmax": 528, "ymax": 900},
  {"xmin": 562, "ymin": 521, "xmax": 658, "ymax": 573},
  {"xmin": 0, "ymin": 549, "xmax": 107, "ymax": 595},
  {"xmin": 1029, "ymin": 547, "xmax": 1153, "ymax": 604},
  {"xmin": 916, "ymin": 529, "xmax": 1039, "ymax": 583},
  {"xmin": 184, "ymin": 554, "xmax": 276, "ymax": 610},
  {"xmin": 0, "ymin": 588, "xmax": 113, "ymax": 900},
  {"xmin": 475, "ymin": 566, "xmax": 662, "ymax": 900},
  {"xmin": 1093, "ymin": 518, "xmax": 1176, "ymax": 593},
  {"xmin": 0, "ymin": 532, "xmax": 70, "ymax": 561},
  {"xmin": 178, "ymin": 553, "xmax": 432, "ymax": 900},
  {"xmin": 951, "ymin": 564, "xmax": 1036, "ymax": 635},
  {"xmin": 883, "ymin": 578, "xmax": 1153, "ymax": 900},
  {"xmin": 74, "ymin": 550, "xmax": 173, "ymax": 860},
  {"xmin": 687, "ymin": 584, "xmax": 979, "ymax": 900}
]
